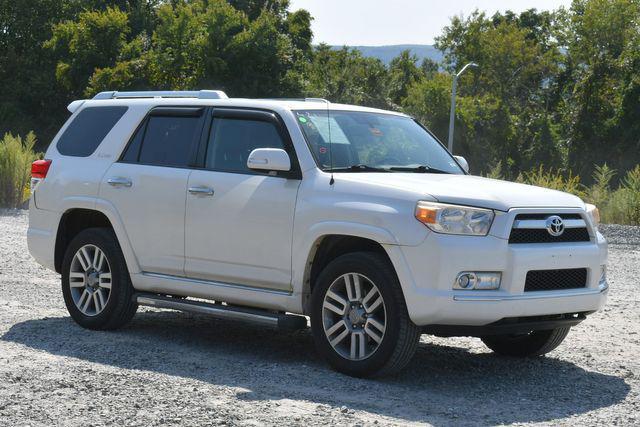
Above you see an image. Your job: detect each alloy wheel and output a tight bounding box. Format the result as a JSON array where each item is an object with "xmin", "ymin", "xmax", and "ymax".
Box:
[
  {"xmin": 322, "ymin": 273, "xmax": 387, "ymax": 361},
  {"xmin": 68, "ymin": 244, "xmax": 112, "ymax": 316}
]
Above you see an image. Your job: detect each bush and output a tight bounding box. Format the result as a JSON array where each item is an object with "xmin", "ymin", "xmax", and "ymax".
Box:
[
  {"xmin": 484, "ymin": 163, "xmax": 640, "ymax": 225},
  {"xmin": 0, "ymin": 132, "xmax": 38, "ymax": 208},
  {"xmin": 515, "ymin": 166, "xmax": 587, "ymax": 200}
]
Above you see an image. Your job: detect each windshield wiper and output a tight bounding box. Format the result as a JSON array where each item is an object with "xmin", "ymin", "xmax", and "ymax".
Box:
[
  {"xmin": 328, "ymin": 164, "xmax": 392, "ymax": 172},
  {"xmin": 388, "ymin": 165, "xmax": 452, "ymax": 174}
]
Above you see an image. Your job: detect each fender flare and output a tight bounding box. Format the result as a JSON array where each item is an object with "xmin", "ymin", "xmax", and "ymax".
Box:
[
  {"xmin": 57, "ymin": 197, "xmax": 141, "ymax": 274},
  {"xmin": 291, "ymin": 221, "xmax": 402, "ymax": 312}
]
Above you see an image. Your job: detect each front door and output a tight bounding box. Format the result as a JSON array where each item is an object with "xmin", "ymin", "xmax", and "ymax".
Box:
[{"xmin": 184, "ymin": 109, "xmax": 301, "ymax": 291}]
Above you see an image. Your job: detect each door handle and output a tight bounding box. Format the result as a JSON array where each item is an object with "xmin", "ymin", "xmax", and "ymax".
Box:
[
  {"xmin": 188, "ymin": 186, "xmax": 214, "ymax": 196},
  {"xmin": 107, "ymin": 177, "xmax": 132, "ymax": 187}
]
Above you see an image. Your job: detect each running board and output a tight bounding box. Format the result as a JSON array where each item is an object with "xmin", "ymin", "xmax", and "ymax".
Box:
[{"xmin": 135, "ymin": 293, "xmax": 308, "ymax": 330}]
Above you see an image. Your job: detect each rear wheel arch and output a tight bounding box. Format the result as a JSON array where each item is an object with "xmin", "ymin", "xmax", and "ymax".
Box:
[{"xmin": 55, "ymin": 209, "xmax": 114, "ymax": 273}]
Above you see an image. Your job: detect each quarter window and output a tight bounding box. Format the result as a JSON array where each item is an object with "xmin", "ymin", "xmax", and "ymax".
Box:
[
  {"xmin": 206, "ymin": 118, "xmax": 286, "ymax": 173},
  {"xmin": 57, "ymin": 106, "xmax": 128, "ymax": 157}
]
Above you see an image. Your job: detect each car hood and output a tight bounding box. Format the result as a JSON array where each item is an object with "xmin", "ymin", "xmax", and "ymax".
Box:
[{"xmin": 340, "ymin": 173, "xmax": 585, "ymax": 211}]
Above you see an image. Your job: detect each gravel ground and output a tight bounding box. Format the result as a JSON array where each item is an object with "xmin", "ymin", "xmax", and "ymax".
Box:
[{"xmin": 0, "ymin": 210, "xmax": 638, "ymax": 426}]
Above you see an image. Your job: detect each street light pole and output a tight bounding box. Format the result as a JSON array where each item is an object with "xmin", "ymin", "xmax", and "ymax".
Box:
[{"xmin": 447, "ymin": 62, "xmax": 478, "ymax": 153}]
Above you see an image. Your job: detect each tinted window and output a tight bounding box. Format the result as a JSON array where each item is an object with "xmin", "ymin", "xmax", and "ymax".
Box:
[
  {"xmin": 138, "ymin": 115, "xmax": 201, "ymax": 167},
  {"xmin": 121, "ymin": 122, "xmax": 144, "ymax": 163},
  {"xmin": 206, "ymin": 118, "xmax": 285, "ymax": 173},
  {"xmin": 57, "ymin": 106, "xmax": 128, "ymax": 157}
]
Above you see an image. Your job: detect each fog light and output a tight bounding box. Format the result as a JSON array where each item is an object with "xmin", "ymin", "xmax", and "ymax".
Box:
[{"xmin": 454, "ymin": 272, "xmax": 501, "ymax": 290}]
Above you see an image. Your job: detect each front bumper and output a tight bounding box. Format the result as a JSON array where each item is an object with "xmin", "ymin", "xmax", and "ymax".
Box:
[{"xmin": 386, "ymin": 213, "xmax": 608, "ymax": 327}]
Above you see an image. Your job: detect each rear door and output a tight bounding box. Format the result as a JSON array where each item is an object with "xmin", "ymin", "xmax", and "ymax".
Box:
[
  {"xmin": 100, "ymin": 107, "xmax": 205, "ymax": 276},
  {"xmin": 184, "ymin": 108, "xmax": 302, "ymax": 291}
]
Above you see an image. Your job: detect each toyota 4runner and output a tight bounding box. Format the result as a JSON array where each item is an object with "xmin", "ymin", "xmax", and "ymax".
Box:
[{"xmin": 28, "ymin": 90, "xmax": 608, "ymax": 377}]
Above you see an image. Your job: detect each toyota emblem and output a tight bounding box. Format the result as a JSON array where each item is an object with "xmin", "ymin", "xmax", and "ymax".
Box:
[{"xmin": 546, "ymin": 215, "xmax": 565, "ymax": 237}]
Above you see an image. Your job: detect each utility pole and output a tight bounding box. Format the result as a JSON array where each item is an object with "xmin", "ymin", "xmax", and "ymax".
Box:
[{"xmin": 447, "ymin": 62, "xmax": 478, "ymax": 153}]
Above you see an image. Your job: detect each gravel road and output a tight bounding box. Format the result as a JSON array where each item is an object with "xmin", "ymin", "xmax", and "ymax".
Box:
[{"xmin": 0, "ymin": 211, "xmax": 638, "ymax": 426}]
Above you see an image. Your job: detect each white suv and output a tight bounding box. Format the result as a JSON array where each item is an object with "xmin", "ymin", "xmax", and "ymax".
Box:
[{"xmin": 28, "ymin": 90, "xmax": 608, "ymax": 377}]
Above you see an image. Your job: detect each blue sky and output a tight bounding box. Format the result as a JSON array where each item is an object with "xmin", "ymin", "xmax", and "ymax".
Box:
[{"xmin": 288, "ymin": 0, "xmax": 572, "ymax": 46}]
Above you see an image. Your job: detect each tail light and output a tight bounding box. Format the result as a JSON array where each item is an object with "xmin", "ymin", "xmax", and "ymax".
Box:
[
  {"xmin": 31, "ymin": 159, "xmax": 52, "ymax": 192},
  {"xmin": 31, "ymin": 159, "xmax": 52, "ymax": 179}
]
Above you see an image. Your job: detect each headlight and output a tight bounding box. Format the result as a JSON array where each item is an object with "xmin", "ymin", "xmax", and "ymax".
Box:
[
  {"xmin": 585, "ymin": 203, "xmax": 600, "ymax": 229},
  {"xmin": 415, "ymin": 201, "xmax": 495, "ymax": 236}
]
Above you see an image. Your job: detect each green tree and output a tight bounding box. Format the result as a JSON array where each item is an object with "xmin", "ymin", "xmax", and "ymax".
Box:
[
  {"xmin": 305, "ymin": 45, "xmax": 390, "ymax": 108},
  {"xmin": 45, "ymin": 7, "xmax": 133, "ymax": 97},
  {"xmin": 388, "ymin": 50, "xmax": 422, "ymax": 105}
]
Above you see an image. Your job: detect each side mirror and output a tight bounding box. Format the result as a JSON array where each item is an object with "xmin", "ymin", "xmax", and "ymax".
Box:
[
  {"xmin": 247, "ymin": 148, "xmax": 291, "ymax": 172},
  {"xmin": 454, "ymin": 155, "xmax": 469, "ymax": 173}
]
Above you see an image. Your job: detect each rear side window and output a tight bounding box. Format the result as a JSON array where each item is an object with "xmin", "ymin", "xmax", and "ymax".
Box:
[
  {"xmin": 121, "ymin": 108, "xmax": 204, "ymax": 168},
  {"xmin": 57, "ymin": 106, "xmax": 128, "ymax": 157},
  {"xmin": 206, "ymin": 118, "xmax": 285, "ymax": 173}
]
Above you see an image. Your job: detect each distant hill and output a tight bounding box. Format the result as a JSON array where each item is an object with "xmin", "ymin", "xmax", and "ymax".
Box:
[{"xmin": 330, "ymin": 44, "xmax": 443, "ymax": 65}]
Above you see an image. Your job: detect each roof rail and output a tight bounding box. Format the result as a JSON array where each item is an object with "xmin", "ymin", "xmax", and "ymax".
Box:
[
  {"xmin": 304, "ymin": 98, "xmax": 330, "ymax": 103},
  {"xmin": 92, "ymin": 90, "xmax": 228, "ymax": 100}
]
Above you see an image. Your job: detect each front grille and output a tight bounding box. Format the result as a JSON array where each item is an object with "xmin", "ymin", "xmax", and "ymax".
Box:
[
  {"xmin": 509, "ymin": 227, "xmax": 590, "ymax": 243},
  {"xmin": 509, "ymin": 213, "xmax": 591, "ymax": 244},
  {"xmin": 524, "ymin": 268, "xmax": 588, "ymax": 292}
]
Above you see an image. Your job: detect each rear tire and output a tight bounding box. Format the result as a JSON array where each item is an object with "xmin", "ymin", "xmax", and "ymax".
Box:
[
  {"xmin": 61, "ymin": 228, "xmax": 137, "ymax": 330},
  {"xmin": 481, "ymin": 327, "xmax": 571, "ymax": 357},
  {"xmin": 310, "ymin": 252, "xmax": 420, "ymax": 377}
]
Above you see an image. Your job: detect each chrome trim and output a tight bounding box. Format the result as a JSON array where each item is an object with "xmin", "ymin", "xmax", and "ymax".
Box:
[
  {"xmin": 141, "ymin": 272, "xmax": 292, "ymax": 296},
  {"xmin": 106, "ymin": 177, "xmax": 132, "ymax": 187},
  {"xmin": 512, "ymin": 218, "xmax": 586, "ymax": 230},
  {"xmin": 188, "ymin": 186, "xmax": 214, "ymax": 196},
  {"xmin": 453, "ymin": 283, "xmax": 608, "ymax": 302}
]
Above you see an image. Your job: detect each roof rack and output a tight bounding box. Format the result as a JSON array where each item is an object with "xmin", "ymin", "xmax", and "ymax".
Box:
[
  {"xmin": 92, "ymin": 90, "xmax": 228, "ymax": 100},
  {"xmin": 255, "ymin": 97, "xmax": 331, "ymax": 103}
]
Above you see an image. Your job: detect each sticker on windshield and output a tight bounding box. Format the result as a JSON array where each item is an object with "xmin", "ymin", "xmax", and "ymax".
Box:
[
  {"xmin": 370, "ymin": 127, "xmax": 383, "ymax": 136},
  {"xmin": 298, "ymin": 116, "xmax": 308, "ymax": 123}
]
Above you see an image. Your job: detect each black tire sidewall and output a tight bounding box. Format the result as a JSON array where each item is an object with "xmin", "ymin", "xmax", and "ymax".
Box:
[
  {"xmin": 310, "ymin": 252, "xmax": 406, "ymax": 377},
  {"xmin": 61, "ymin": 228, "xmax": 131, "ymax": 330}
]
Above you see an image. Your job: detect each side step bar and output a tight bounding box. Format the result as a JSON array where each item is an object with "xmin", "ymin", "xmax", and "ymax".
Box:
[{"xmin": 135, "ymin": 293, "xmax": 308, "ymax": 331}]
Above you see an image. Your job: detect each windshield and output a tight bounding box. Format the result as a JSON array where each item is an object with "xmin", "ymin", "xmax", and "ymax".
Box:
[{"xmin": 294, "ymin": 110, "xmax": 463, "ymax": 174}]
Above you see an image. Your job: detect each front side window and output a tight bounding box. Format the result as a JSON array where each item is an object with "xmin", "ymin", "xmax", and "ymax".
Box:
[
  {"xmin": 57, "ymin": 106, "xmax": 128, "ymax": 157},
  {"xmin": 123, "ymin": 113, "xmax": 202, "ymax": 168},
  {"xmin": 295, "ymin": 110, "xmax": 463, "ymax": 174},
  {"xmin": 206, "ymin": 118, "xmax": 285, "ymax": 173}
]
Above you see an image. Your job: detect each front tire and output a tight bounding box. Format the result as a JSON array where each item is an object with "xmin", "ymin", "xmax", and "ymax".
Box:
[
  {"xmin": 310, "ymin": 252, "xmax": 420, "ymax": 377},
  {"xmin": 61, "ymin": 228, "xmax": 138, "ymax": 330},
  {"xmin": 481, "ymin": 327, "xmax": 571, "ymax": 357}
]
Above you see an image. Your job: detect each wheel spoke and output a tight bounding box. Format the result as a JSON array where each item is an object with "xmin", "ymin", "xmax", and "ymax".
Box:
[
  {"xmin": 77, "ymin": 289, "xmax": 90, "ymax": 308},
  {"xmin": 96, "ymin": 289, "xmax": 107, "ymax": 311},
  {"xmin": 362, "ymin": 287, "xmax": 383, "ymax": 313},
  {"xmin": 364, "ymin": 323, "xmax": 383, "ymax": 344},
  {"xmin": 366, "ymin": 317, "xmax": 386, "ymax": 335},
  {"xmin": 76, "ymin": 248, "xmax": 92, "ymax": 271},
  {"xmin": 326, "ymin": 319, "xmax": 347, "ymax": 336},
  {"xmin": 93, "ymin": 249, "xmax": 105, "ymax": 271},
  {"xmin": 325, "ymin": 290, "xmax": 348, "ymax": 315},
  {"xmin": 344, "ymin": 273, "xmax": 362, "ymax": 302},
  {"xmin": 330, "ymin": 328, "xmax": 349, "ymax": 347},
  {"xmin": 350, "ymin": 331, "xmax": 367, "ymax": 359},
  {"xmin": 99, "ymin": 272, "xmax": 112, "ymax": 290},
  {"xmin": 81, "ymin": 290, "xmax": 93, "ymax": 313},
  {"xmin": 363, "ymin": 295, "xmax": 383, "ymax": 314},
  {"xmin": 93, "ymin": 292, "xmax": 101, "ymax": 313},
  {"xmin": 69, "ymin": 272, "xmax": 85, "ymax": 287}
]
